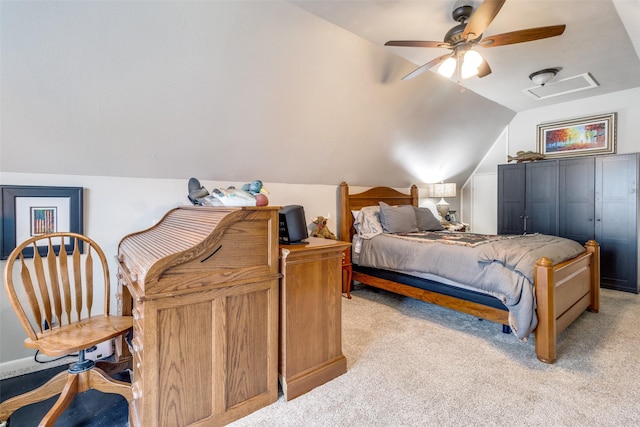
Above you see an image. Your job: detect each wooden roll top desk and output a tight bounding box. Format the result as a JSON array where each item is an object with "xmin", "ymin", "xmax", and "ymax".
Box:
[{"xmin": 116, "ymin": 205, "xmax": 280, "ymax": 427}]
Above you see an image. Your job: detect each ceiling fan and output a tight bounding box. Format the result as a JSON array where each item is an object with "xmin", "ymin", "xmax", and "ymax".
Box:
[{"xmin": 385, "ymin": 0, "xmax": 566, "ymax": 81}]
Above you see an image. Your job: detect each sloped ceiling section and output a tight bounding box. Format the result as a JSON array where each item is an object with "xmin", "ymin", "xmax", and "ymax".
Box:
[
  {"xmin": 292, "ymin": 0, "xmax": 640, "ymax": 113},
  {"xmin": 0, "ymin": 1, "xmax": 513, "ymax": 188}
]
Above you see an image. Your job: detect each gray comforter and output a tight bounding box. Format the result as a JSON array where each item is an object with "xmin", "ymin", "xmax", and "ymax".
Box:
[{"xmin": 355, "ymin": 232, "xmax": 586, "ymax": 340}]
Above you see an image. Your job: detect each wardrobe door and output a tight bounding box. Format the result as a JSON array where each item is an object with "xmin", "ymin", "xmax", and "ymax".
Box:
[
  {"xmin": 497, "ymin": 164, "xmax": 525, "ymax": 235},
  {"xmin": 558, "ymin": 157, "xmax": 595, "ymax": 244},
  {"xmin": 525, "ymin": 160, "xmax": 558, "ymax": 235},
  {"xmin": 596, "ymin": 153, "xmax": 639, "ymax": 293}
]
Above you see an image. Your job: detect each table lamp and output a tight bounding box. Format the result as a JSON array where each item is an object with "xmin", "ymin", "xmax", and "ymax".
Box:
[{"xmin": 426, "ymin": 182, "xmax": 457, "ymax": 219}]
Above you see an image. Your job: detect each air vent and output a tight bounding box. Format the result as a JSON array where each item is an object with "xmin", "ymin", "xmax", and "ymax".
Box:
[{"xmin": 524, "ymin": 73, "xmax": 598, "ymax": 100}]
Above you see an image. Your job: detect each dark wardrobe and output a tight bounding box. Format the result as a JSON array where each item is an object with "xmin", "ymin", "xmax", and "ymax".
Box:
[{"xmin": 498, "ymin": 153, "xmax": 639, "ymax": 293}]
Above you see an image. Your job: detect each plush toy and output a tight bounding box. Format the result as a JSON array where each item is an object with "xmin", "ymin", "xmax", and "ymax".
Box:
[
  {"xmin": 187, "ymin": 178, "xmax": 269, "ymax": 207},
  {"xmin": 241, "ymin": 180, "xmax": 270, "ymax": 206},
  {"xmin": 312, "ymin": 215, "xmax": 337, "ymax": 240}
]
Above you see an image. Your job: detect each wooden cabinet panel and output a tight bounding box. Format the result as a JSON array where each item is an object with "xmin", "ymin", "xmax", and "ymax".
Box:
[
  {"xmin": 559, "ymin": 157, "xmax": 596, "ymax": 244},
  {"xmin": 526, "ymin": 161, "xmax": 558, "ymax": 235},
  {"xmin": 279, "ymin": 237, "xmax": 350, "ymax": 401},
  {"xmin": 498, "ymin": 160, "xmax": 558, "ymax": 235},
  {"xmin": 497, "ymin": 164, "xmax": 526, "ymax": 234},
  {"xmin": 596, "ymin": 153, "xmax": 639, "ymax": 292}
]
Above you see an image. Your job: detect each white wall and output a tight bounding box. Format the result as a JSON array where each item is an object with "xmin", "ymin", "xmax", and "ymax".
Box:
[
  {"xmin": 468, "ymin": 173, "xmax": 498, "ymax": 234},
  {"xmin": 508, "ymin": 87, "xmax": 640, "ymax": 156},
  {"xmin": 469, "ymin": 87, "xmax": 640, "ymax": 225},
  {"xmin": 0, "ymin": 172, "xmax": 438, "ymax": 373},
  {"xmin": 461, "ymin": 126, "xmax": 508, "ymax": 232},
  {"xmin": 0, "ymin": 173, "xmax": 342, "ymax": 372}
]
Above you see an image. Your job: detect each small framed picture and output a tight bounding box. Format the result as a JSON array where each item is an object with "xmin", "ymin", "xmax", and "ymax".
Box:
[{"xmin": 1, "ymin": 185, "xmax": 83, "ymax": 259}]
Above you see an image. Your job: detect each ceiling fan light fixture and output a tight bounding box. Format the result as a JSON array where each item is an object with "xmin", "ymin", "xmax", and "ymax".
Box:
[
  {"xmin": 529, "ymin": 68, "xmax": 560, "ymax": 86},
  {"xmin": 463, "ymin": 49, "xmax": 483, "ymax": 68},
  {"xmin": 384, "ymin": 1, "xmax": 566, "ymax": 82},
  {"xmin": 438, "ymin": 57, "xmax": 457, "ymax": 78},
  {"xmin": 461, "ymin": 63, "xmax": 479, "ymax": 79},
  {"xmin": 460, "ymin": 49, "xmax": 482, "ymax": 78}
]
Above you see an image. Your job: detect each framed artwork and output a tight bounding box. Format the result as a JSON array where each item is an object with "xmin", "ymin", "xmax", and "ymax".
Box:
[
  {"xmin": 1, "ymin": 185, "xmax": 84, "ymax": 259},
  {"xmin": 537, "ymin": 112, "xmax": 617, "ymax": 159}
]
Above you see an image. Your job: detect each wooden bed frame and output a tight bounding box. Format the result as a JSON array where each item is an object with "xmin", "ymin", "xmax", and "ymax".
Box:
[{"xmin": 337, "ymin": 182, "xmax": 600, "ymax": 363}]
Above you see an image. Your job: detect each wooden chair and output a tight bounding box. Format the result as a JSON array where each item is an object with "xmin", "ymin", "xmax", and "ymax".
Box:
[{"xmin": 0, "ymin": 232, "xmax": 133, "ymax": 427}]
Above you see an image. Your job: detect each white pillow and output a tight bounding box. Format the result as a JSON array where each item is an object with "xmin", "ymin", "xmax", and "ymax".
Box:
[
  {"xmin": 351, "ymin": 210, "xmax": 360, "ymax": 230},
  {"xmin": 354, "ymin": 206, "xmax": 383, "ymax": 239}
]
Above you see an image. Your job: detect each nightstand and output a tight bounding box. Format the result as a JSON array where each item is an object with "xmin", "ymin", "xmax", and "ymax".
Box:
[{"xmin": 279, "ymin": 237, "xmax": 351, "ymax": 400}]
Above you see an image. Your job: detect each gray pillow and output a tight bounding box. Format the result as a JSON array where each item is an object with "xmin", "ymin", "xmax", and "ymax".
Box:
[
  {"xmin": 414, "ymin": 207, "xmax": 444, "ymax": 231},
  {"xmin": 378, "ymin": 202, "xmax": 418, "ymax": 233}
]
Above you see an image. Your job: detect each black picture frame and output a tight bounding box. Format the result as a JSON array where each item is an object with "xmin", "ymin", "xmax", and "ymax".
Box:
[{"xmin": 1, "ymin": 185, "xmax": 84, "ymax": 260}]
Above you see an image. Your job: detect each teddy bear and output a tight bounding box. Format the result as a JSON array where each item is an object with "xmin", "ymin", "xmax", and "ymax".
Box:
[{"xmin": 312, "ymin": 215, "xmax": 337, "ymax": 240}]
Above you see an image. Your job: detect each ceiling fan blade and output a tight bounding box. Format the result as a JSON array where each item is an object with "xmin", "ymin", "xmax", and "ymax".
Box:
[
  {"xmin": 477, "ymin": 60, "xmax": 492, "ymax": 78},
  {"xmin": 462, "ymin": 0, "xmax": 506, "ymax": 41},
  {"xmin": 385, "ymin": 40, "xmax": 450, "ymax": 49},
  {"xmin": 480, "ymin": 25, "xmax": 566, "ymax": 47},
  {"xmin": 402, "ymin": 54, "xmax": 451, "ymax": 80}
]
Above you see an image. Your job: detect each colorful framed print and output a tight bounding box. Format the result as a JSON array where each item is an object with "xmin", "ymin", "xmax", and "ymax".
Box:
[{"xmin": 537, "ymin": 113, "xmax": 616, "ymax": 159}]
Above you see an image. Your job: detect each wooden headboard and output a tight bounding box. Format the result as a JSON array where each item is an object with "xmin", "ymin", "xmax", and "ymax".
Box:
[{"xmin": 337, "ymin": 181, "xmax": 419, "ymax": 243}]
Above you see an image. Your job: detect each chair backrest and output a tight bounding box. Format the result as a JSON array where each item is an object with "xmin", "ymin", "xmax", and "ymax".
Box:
[{"xmin": 3, "ymin": 232, "xmax": 111, "ymax": 345}]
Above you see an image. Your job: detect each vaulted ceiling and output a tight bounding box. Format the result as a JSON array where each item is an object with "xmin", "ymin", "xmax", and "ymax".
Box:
[{"xmin": 2, "ymin": 1, "xmax": 639, "ymax": 189}]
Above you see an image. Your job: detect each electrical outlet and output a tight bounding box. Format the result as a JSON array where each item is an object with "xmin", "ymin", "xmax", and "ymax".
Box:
[{"xmin": 86, "ymin": 340, "xmax": 114, "ymax": 361}]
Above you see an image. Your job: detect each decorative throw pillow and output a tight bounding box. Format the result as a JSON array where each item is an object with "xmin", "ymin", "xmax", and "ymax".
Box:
[
  {"xmin": 378, "ymin": 202, "xmax": 418, "ymax": 233},
  {"xmin": 354, "ymin": 206, "xmax": 384, "ymax": 239},
  {"xmin": 414, "ymin": 206, "xmax": 444, "ymax": 231}
]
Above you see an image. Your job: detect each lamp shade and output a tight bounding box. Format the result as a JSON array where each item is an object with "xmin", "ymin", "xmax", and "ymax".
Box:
[
  {"xmin": 426, "ymin": 183, "xmax": 456, "ymax": 219},
  {"xmin": 438, "ymin": 57, "xmax": 457, "ymax": 78},
  {"xmin": 426, "ymin": 183, "xmax": 456, "ymax": 198},
  {"xmin": 438, "ymin": 49, "xmax": 483, "ymax": 80}
]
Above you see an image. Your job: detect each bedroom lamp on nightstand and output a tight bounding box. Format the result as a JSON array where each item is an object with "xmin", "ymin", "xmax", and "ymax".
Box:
[{"xmin": 426, "ymin": 182, "xmax": 456, "ymax": 219}]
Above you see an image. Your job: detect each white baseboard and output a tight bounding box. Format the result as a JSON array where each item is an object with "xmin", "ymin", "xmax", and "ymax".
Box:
[
  {"xmin": 0, "ymin": 341, "xmax": 113, "ymax": 380},
  {"xmin": 0, "ymin": 355, "xmax": 75, "ymax": 380}
]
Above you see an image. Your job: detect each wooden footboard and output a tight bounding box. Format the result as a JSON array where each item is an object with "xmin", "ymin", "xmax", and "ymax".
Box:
[{"xmin": 534, "ymin": 240, "xmax": 600, "ymax": 363}]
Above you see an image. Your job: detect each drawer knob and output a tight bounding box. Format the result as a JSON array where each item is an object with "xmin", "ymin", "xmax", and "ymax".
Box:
[{"xmin": 132, "ymin": 383, "xmax": 142, "ymax": 400}]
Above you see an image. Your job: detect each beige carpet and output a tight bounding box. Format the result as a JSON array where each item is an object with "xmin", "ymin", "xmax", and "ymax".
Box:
[{"xmin": 231, "ymin": 284, "xmax": 640, "ymax": 426}]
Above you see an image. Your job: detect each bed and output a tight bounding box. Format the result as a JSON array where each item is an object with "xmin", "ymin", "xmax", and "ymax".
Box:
[{"xmin": 337, "ymin": 182, "xmax": 600, "ymax": 363}]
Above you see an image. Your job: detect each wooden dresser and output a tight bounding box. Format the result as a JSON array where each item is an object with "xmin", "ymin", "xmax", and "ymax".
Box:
[
  {"xmin": 116, "ymin": 206, "xmax": 280, "ymax": 427},
  {"xmin": 279, "ymin": 237, "xmax": 351, "ymax": 400}
]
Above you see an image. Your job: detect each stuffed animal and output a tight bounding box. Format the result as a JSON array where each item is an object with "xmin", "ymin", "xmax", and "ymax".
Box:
[
  {"xmin": 187, "ymin": 178, "xmax": 269, "ymax": 207},
  {"xmin": 241, "ymin": 180, "xmax": 270, "ymax": 206},
  {"xmin": 312, "ymin": 215, "xmax": 337, "ymax": 240}
]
